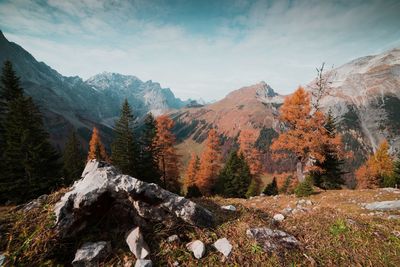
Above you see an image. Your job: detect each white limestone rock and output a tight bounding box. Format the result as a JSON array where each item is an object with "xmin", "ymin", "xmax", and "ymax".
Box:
[
  {"xmin": 126, "ymin": 227, "xmax": 150, "ymax": 260},
  {"xmin": 186, "ymin": 240, "xmax": 206, "ymax": 259},
  {"xmin": 213, "ymin": 238, "xmax": 232, "ymax": 257},
  {"xmin": 221, "ymin": 205, "xmax": 236, "ymax": 211}
]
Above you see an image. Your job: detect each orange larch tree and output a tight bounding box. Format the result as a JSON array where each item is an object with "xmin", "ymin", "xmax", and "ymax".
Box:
[
  {"xmin": 183, "ymin": 153, "xmax": 200, "ymax": 192},
  {"xmin": 239, "ymin": 129, "xmax": 263, "ymax": 195},
  {"xmin": 153, "ymin": 115, "xmax": 181, "ymax": 192},
  {"xmin": 356, "ymin": 140, "xmax": 393, "ymax": 188},
  {"xmin": 270, "ymin": 87, "xmax": 335, "ymax": 182},
  {"xmin": 87, "ymin": 127, "xmax": 109, "ymax": 162},
  {"xmin": 196, "ymin": 129, "xmax": 221, "ymax": 195},
  {"xmin": 238, "ymin": 129, "xmax": 262, "ymax": 176}
]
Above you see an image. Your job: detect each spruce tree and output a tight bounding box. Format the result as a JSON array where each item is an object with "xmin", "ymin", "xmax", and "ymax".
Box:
[
  {"xmin": 137, "ymin": 113, "xmax": 161, "ymax": 184},
  {"xmin": 111, "ymin": 99, "xmax": 139, "ymax": 177},
  {"xmin": 63, "ymin": 131, "xmax": 84, "ymax": 186},
  {"xmin": 312, "ymin": 111, "xmax": 345, "ymax": 189},
  {"xmin": 216, "ymin": 151, "xmax": 252, "ymax": 198},
  {"xmin": 2, "ymin": 95, "xmax": 60, "ymax": 203},
  {"xmin": 263, "ymin": 177, "xmax": 278, "ymax": 196}
]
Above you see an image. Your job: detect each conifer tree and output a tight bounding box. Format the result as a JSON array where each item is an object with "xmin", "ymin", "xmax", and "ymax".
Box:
[
  {"xmin": 263, "ymin": 177, "xmax": 278, "ymax": 196},
  {"xmin": 356, "ymin": 140, "xmax": 393, "ymax": 188},
  {"xmin": 271, "ymin": 87, "xmax": 344, "ymax": 182},
  {"xmin": 391, "ymin": 155, "xmax": 400, "ymax": 188},
  {"xmin": 184, "ymin": 153, "xmax": 200, "ymax": 191},
  {"xmin": 239, "ymin": 129, "xmax": 263, "ymax": 196},
  {"xmin": 137, "ymin": 113, "xmax": 161, "ymax": 184},
  {"xmin": 111, "ymin": 99, "xmax": 139, "ymax": 176},
  {"xmin": 196, "ymin": 129, "xmax": 221, "ymax": 195},
  {"xmin": 153, "ymin": 115, "xmax": 180, "ymax": 192},
  {"xmin": 311, "ymin": 111, "xmax": 345, "ymax": 189},
  {"xmin": 87, "ymin": 127, "xmax": 109, "ymax": 162},
  {"xmin": 63, "ymin": 131, "xmax": 84, "ymax": 185},
  {"xmin": 216, "ymin": 151, "xmax": 252, "ymax": 198},
  {"xmin": 1, "ymin": 82, "xmax": 60, "ymax": 203}
]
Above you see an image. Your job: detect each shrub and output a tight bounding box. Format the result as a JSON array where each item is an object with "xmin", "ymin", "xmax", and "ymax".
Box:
[
  {"xmin": 185, "ymin": 184, "xmax": 202, "ymax": 198},
  {"xmin": 246, "ymin": 178, "xmax": 259, "ymax": 198},
  {"xmin": 294, "ymin": 177, "xmax": 314, "ymax": 197},
  {"xmin": 263, "ymin": 177, "xmax": 278, "ymax": 196}
]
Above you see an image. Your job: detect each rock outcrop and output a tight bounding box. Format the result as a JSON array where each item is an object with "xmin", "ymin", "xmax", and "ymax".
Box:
[
  {"xmin": 54, "ymin": 160, "xmax": 214, "ymax": 238},
  {"xmin": 246, "ymin": 227, "xmax": 300, "ymax": 252}
]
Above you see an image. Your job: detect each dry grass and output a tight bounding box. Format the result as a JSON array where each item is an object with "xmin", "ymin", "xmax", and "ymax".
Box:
[{"xmin": 1, "ymin": 189, "xmax": 400, "ymax": 266}]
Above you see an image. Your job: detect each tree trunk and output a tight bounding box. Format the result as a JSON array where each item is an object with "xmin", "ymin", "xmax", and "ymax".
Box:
[{"xmin": 296, "ymin": 161, "xmax": 305, "ymax": 182}]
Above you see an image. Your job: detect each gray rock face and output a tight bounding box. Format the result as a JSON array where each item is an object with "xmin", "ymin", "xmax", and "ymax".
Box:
[
  {"xmin": 72, "ymin": 241, "xmax": 111, "ymax": 267},
  {"xmin": 246, "ymin": 227, "xmax": 300, "ymax": 252},
  {"xmin": 186, "ymin": 240, "xmax": 206, "ymax": 259},
  {"xmin": 213, "ymin": 238, "xmax": 232, "ymax": 257},
  {"xmin": 135, "ymin": 259, "xmax": 153, "ymax": 267},
  {"xmin": 54, "ymin": 160, "xmax": 214, "ymax": 237},
  {"xmin": 364, "ymin": 200, "xmax": 400, "ymax": 211},
  {"xmin": 126, "ymin": 227, "xmax": 150, "ymax": 259}
]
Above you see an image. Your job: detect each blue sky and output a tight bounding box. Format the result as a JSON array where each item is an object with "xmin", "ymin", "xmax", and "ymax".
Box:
[{"xmin": 0, "ymin": 0, "xmax": 400, "ymax": 101}]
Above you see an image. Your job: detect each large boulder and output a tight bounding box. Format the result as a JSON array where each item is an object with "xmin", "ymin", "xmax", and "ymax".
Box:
[{"xmin": 54, "ymin": 160, "xmax": 214, "ymax": 237}]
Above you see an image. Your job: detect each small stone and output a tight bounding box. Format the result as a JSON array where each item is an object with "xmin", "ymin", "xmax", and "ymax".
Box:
[
  {"xmin": 305, "ymin": 200, "xmax": 312, "ymax": 206},
  {"xmin": 260, "ymin": 193, "xmax": 265, "ymax": 197},
  {"xmin": 392, "ymin": 230, "xmax": 400, "ymax": 238},
  {"xmin": 388, "ymin": 215, "xmax": 400, "ymax": 220},
  {"xmin": 221, "ymin": 205, "xmax": 236, "ymax": 211},
  {"xmin": 186, "ymin": 240, "xmax": 206, "ymax": 259},
  {"xmin": 273, "ymin": 214, "xmax": 285, "ymax": 222},
  {"xmin": 126, "ymin": 227, "xmax": 150, "ymax": 259},
  {"xmin": 167, "ymin": 234, "xmax": 180, "ymax": 243},
  {"xmin": 0, "ymin": 254, "xmax": 5, "ymax": 266},
  {"xmin": 72, "ymin": 241, "xmax": 111, "ymax": 267},
  {"xmin": 213, "ymin": 238, "xmax": 232, "ymax": 257},
  {"xmin": 135, "ymin": 259, "xmax": 153, "ymax": 267},
  {"xmin": 173, "ymin": 261, "xmax": 179, "ymax": 266}
]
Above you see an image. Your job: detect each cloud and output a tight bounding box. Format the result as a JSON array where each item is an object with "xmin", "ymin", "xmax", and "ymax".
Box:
[{"xmin": 0, "ymin": 0, "xmax": 399, "ymax": 100}]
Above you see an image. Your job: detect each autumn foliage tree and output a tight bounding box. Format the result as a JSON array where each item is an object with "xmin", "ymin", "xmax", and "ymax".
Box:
[
  {"xmin": 87, "ymin": 127, "xmax": 109, "ymax": 162},
  {"xmin": 153, "ymin": 115, "xmax": 180, "ymax": 193},
  {"xmin": 239, "ymin": 129, "xmax": 263, "ymax": 196},
  {"xmin": 271, "ymin": 87, "xmax": 343, "ymax": 182},
  {"xmin": 356, "ymin": 140, "xmax": 394, "ymax": 189},
  {"xmin": 196, "ymin": 129, "xmax": 221, "ymax": 195},
  {"xmin": 183, "ymin": 153, "xmax": 201, "ymax": 196}
]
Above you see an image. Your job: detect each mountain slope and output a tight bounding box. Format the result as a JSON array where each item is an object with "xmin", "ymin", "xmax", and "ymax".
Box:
[
  {"xmin": 313, "ymin": 48, "xmax": 400, "ymax": 166},
  {"xmin": 0, "ymin": 31, "xmax": 186, "ymax": 148},
  {"xmin": 172, "ymin": 48, "xmax": 400, "ymax": 174}
]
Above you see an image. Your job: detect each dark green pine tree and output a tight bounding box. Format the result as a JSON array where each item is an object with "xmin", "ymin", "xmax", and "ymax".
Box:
[
  {"xmin": 263, "ymin": 177, "xmax": 278, "ymax": 196},
  {"xmin": 2, "ymin": 95, "xmax": 60, "ymax": 203},
  {"xmin": 312, "ymin": 111, "xmax": 345, "ymax": 189},
  {"xmin": 137, "ymin": 113, "xmax": 161, "ymax": 184},
  {"xmin": 388, "ymin": 155, "xmax": 400, "ymax": 188},
  {"xmin": 111, "ymin": 99, "xmax": 139, "ymax": 177},
  {"xmin": 0, "ymin": 61, "xmax": 25, "ymax": 200},
  {"xmin": 63, "ymin": 131, "xmax": 84, "ymax": 186},
  {"xmin": 216, "ymin": 151, "xmax": 252, "ymax": 198}
]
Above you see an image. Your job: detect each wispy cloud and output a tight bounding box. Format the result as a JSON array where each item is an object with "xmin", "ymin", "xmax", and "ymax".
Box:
[{"xmin": 0, "ymin": 0, "xmax": 399, "ymax": 100}]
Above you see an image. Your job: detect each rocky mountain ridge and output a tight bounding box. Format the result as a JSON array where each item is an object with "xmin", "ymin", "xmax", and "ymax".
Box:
[{"xmin": 0, "ymin": 30, "xmax": 188, "ymax": 148}]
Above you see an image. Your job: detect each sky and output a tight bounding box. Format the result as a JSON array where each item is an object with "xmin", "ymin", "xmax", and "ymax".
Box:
[{"xmin": 0, "ymin": 0, "xmax": 400, "ymax": 101}]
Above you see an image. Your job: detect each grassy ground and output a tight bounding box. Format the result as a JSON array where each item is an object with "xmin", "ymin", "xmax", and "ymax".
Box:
[{"xmin": 1, "ymin": 189, "xmax": 400, "ymax": 266}]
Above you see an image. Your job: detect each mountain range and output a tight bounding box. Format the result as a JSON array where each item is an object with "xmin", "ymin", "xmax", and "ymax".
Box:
[
  {"xmin": 1, "ymin": 30, "xmax": 399, "ymax": 175},
  {"xmin": 0, "ymin": 30, "xmax": 189, "ymax": 148}
]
